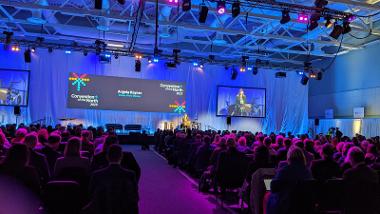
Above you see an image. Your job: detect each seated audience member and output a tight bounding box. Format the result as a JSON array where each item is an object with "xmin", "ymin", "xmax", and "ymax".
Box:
[
  {"xmin": 267, "ymin": 147, "xmax": 312, "ymax": 214},
  {"xmin": 211, "ymin": 134, "xmax": 221, "ymax": 149},
  {"xmin": 24, "ymin": 133, "xmax": 50, "ymax": 184},
  {"xmin": 311, "ymin": 144, "xmax": 341, "ymax": 181},
  {"xmin": 294, "ymin": 140, "xmax": 314, "ymax": 167},
  {"xmin": 343, "ymin": 147, "xmax": 378, "ymax": 183},
  {"xmin": 93, "ymin": 136, "xmax": 105, "ymax": 155},
  {"xmin": 0, "ymin": 131, "xmax": 9, "ymax": 156},
  {"xmin": 0, "ymin": 144, "xmax": 40, "ymax": 194},
  {"xmin": 237, "ymin": 136, "xmax": 249, "ymax": 153},
  {"xmin": 54, "ymin": 137, "xmax": 90, "ymax": 177},
  {"xmin": 11, "ymin": 128, "xmax": 28, "ymax": 144},
  {"xmin": 81, "ymin": 130, "xmax": 94, "ymax": 154},
  {"xmin": 246, "ymin": 145, "xmax": 273, "ymax": 183},
  {"xmin": 38, "ymin": 134, "xmax": 62, "ymax": 173},
  {"xmin": 91, "ymin": 135, "xmax": 141, "ymax": 182},
  {"xmin": 37, "ymin": 128, "xmax": 49, "ymax": 148},
  {"xmin": 209, "ymin": 138, "xmax": 227, "ymax": 168},
  {"xmin": 85, "ymin": 145, "xmax": 139, "ymax": 214},
  {"xmin": 58, "ymin": 131, "xmax": 71, "ymax": 152},
  {"xmin": 193, "ymin": 135, "xmax": 212, "ymax": 174}
]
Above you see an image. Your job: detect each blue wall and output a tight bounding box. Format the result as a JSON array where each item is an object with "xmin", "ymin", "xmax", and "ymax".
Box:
[
  {"xmin": 0, "ymin": 45, "xmax": 308, "ymax": 133},
  {"xmin": 309, "ymin": 43, "xmax": 380, "ymax": 118}
]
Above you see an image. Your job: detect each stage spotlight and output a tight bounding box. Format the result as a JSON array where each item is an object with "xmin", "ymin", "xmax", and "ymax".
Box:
[
  {"xmin": 153, "ymin": 57, "xmax": 159, "ymax": 63},
  {"xmin": 342, "ymin": 21, "xmax": 351, "ymax": 34},
  {"xmin": 217, "ymin": 1, "xmax": 226, "ymax": 15},
  {"xmin": 275, "ymin": 72, "xmax": 287, "ymax": 78},
  {"xmin": 231, "ymin": 67, "xmax": 238, "ymax": 80},
  {"xmin": 232, "ymin": 1, "xmax": 240, "ymax": 18},
  {"xmin": 252, "ymin": 67, "xmax": 259, "ymax": 75},
  {"xmin": 148, "ymin": 57, "xmax": 153, "ymax": 64},
  {"xmin": 193, "ymin": 62, "xmax": 199, "ymax": 67},
  {"xmin": 298, "ymin": 14, "xmax": 309, "ymax": 23},
  {"xmin": 135, "ymin": 55, "xmax": 142, "ymax": 72},
  {"xmin": 280, "ymin": 10, "xmax": 290, "ymax": 24},
  {"xmin": 239, "ymin": 66, "xmax": 246, "ymax": 72},
  {"xmin": 173, "ymin": 49, "xmax": 181, "ymax": 64},
  {"xmin": 3, "ymin": 31, "xmax": 13, "ymax": 49},
  {"xmin": 330, "ymin": 24, "xmax": 343, "ymax": 39},
  {"xmin": 298, "ymin": 71, "xmax": 304, "ymax": 75},
  {"xmin": 316, "ymin": 72, "xmax": 323, "ymax": 80},
  {"xmin": 65, "ymin": 50, "xmax": 72, "ymax": 54},
  {"xmin": 117, "ymin": 0, "xmax": 126, "ymax": 5},
  {"xmin": 168, "ymin": 0, "xmax": 179, "ymax": 4},
  {"xmin": 241, "ymin": 56, "xmax": 249, "ymax": 67},
  {"xmin": 347, "ymin": 15, "xmax": 356, "ymax": 22},
  {"xmin": 24, "ymin": 49, "xmax": 31, "ymax": 63},
  {"xmin": 182, "ymin": 0, "xmax": 191, "ymax": 11},
  {"xmin": 100, "ymin": 52, "xmax": 112, "ymax": 63},
  {"xmin": 309, "ymin": 73, "xmax": 317, "ymax": 78},
  {"xmin": 314, "ymin": 0, "xmax": 328, "ymax": 8},
  {"xmin": 301, "ymin": 74, "xmax": 309, "ymax": 85},
  {"xmin": 308, "ymin": 13, "xmax": 321, "ymax": 31},
  {"xmin": 199, "ymin": 63, "xmax": 204, "ymax": 68},
  {"xmin": 199, "ymin": 4, "xmax": 209, "ymax": 23},
  {"xmin": 95, "ymin": 0, "xmax": 102, "ymax": 9},
  {"xmin": 247, "ymin": 67, "xmax": 252, "ymax": 71},
  {"xmin": 325, "ymin": 17, "xmax": 334, "ymax": 28}
]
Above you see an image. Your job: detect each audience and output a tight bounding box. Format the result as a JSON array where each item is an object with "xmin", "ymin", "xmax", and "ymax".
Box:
[
  {"xmin": 54, "ymin": 137, "xmax": 90, "ymax": 177},
  {"xmin": 85, "ymin": 144, "xmax": 139, "ymax": 214},
  {"xmin": 39, "ymin": 134, "xmax": 62, "ymax": 173},
  {"xmin": 24, "ymin": 133, "xmax": 50, "ymax": 184},
  {"xmin": 311, "ymin": 143, "xmax": 341, "ymax": 181}
]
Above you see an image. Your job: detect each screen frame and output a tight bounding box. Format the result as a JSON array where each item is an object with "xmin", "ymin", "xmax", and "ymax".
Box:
[
  {"xmin": 216, "ymin": 85, "xmax": 266, "ymax": 118},
  {"xmin": 0, "ymin": 68, "xmax": 30, "ymax": 107}
]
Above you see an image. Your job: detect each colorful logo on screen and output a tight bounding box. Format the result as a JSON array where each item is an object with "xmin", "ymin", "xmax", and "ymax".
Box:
[
  {"xmin": 169, "ymin": 101, "xmax": 186, "ymax": 114},
  {"xmin": 69, "ymin": 73, "xmax": 90, "ymax": 92}
]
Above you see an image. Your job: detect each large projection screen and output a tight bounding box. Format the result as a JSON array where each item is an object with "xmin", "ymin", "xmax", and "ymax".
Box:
[
  {"xmin": 67, "ymin": 73, "xmax": 186, "ymax": 113},
  {"xmin": 0, "ymin": 69, "xmax": 30, "ymax": 107},
  {"xmin": 216, "ymin": 85, "xmax": 266, "ymax": 118}
]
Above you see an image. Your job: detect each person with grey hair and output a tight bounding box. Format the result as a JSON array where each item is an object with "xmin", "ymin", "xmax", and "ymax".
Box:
[{"xmin": 343, "ymin": 146, "xmax": 378, "ymax": 183}]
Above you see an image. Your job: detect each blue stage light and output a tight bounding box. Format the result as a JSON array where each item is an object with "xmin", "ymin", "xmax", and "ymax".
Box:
[
  {"xmin": 65, "ymin": 50, "xmax": 71, "ymax": 54},
  {"xmin": 298, "ymin": 71, "xmax": 304, "ymax": 75},
  {"xmin": 247, "ymin": 67, "xmax": 253, "ymax": 71},
  {"xmin": 153, "ymin": 58, "xmax": 159, "ymax": 63},
  {"xmin": 105, "ymin": 53, "xmax": 111, "ymax": 58},
  {"xmin": 193, "ymin": 62, "xmax": 199, "ymax": 66}
]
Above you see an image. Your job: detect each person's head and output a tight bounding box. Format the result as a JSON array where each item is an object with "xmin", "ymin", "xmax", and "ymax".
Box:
[
  {"xmin": 287, "ymin": 146, "xmax": 306, "ymax": 166},
  {"xmin": 226, "ymin": 137, "xmax": 236, "ymax": 148},
  {"xmin": 263, "ymin": 137, "xmax": 272, "ymax": 148},
  {"xmin": 38, "ymin": 129, "xmax": 49, "ymax": 144},
  {"xmin": 64, "ymin": 137, "xmax": 81, "ymax": 157},
  {"xmin": 347, "ymin": 146, "xmax": 365, "ymax": 167},
  {"xmin": 103, "ymin": 135, "xmax": 118, "ymax": 152},
  {"xmin": 239, "ymin": 88, "xmax": 244, "ymax": 95},
  {"xmin": 276, "ymin": 135, "xmax": 284, "ymax": 146},
  {"xmin": 107, "ymin": 144, "xmax": 123, "ymax": 164},
  {"xmin": 47, "ymin": 134, "xmax": 61, "ymax": 150},
  {"xmin": 254, "ymin": 145, "xmax": 269, "ymax": 162},
  {"xmin": 203, "ymin": 135, "xmax": 211, "ymax": 145},
  {"xmin": 320, "ymin": 143, "xmax": 334, "ymax": 160},
  {"xmin": 15, "ymin": 128, "xmax": 28, "ymax": 139},
  {"xmin": 81, "ymin": 130, "xmax": 91, "ymax": 141},
  {"xmin": 284, "ymin": 138, "xmax": 292, "ymax": 148},
  {"xmin": 295, "ymin": 140, "xmax": 304, "ymax": 149},
  {"xmin": 24, "ymin": 133, "xmax": 38, "ymax": 149},
  {"xmin": 237, "ymin": 136, "xmax": 247, "ymax": 147},
  {"xmin": 4, "ymin": 144, "xmax": 29, "ymax": 167}
]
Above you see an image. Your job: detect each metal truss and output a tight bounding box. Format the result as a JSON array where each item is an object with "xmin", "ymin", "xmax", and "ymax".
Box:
[{"xmin": 0, "ymin": 0, "xmax": 379, "ymax": 67}]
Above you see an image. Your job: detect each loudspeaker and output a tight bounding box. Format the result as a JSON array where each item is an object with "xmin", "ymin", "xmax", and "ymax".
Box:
[
  {"xmin": 314, "ymin": 118, "xmax": 319, "ymax": 126},
  {"xmin": 95, "ymin": 0, "xmax": 102, "ymax": 9},
  {"xmin": 135, "ymin": 60, "xmax": 141, "ymax": 72},
  {"xmin": 231, "ymin": 68, "xmax": 238, "ymax": 80},
  {"xmin": 24, "ymin": 49, "xmax": 31, "ymax": 63},
  {"xmin": 301, "ymin": 75, "xmax": 309, "ymax": 85},
  {"xmin": 14, "ymin": 106, "xmax": 21, "ymax": 116},
  {"xmin": 182, "ymin": 0, "xmax": 191, "ymax": 11},
  {"xmin": 226, "ymin": 116, "xmax": 231, "ymax": 125},
  {"xmin": 316, "ymin": 72, "xmax": 323, "ymax": 80},
  {"xmin": 199, "ymin": 5, "xmax": 209, "ymax": 23}
]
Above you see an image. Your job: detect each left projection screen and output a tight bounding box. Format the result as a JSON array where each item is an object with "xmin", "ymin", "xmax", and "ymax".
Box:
[
  {"xmin": 0, "ymin": 69, "xmax": 30, "ymax": 107},
  {"xmin": 67, "ymin": 72, "xmax": 186, "ymax": 113}
]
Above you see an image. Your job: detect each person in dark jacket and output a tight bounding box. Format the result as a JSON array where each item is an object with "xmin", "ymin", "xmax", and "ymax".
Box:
[
  {"xmin": 311, "ymin": 143, "xmax": 341, "ymax": 181},
  {"xmin": 85, "ymin": 144, "xmax": 139, "ymax": 214},
  {"xmin": 91, "ymin": 135, "xmax": 141, "ymax": 182},
  {"xmin": 37, "ymin": 134, "xmax": 62, "ymax": 174},
  {"xmin": 24, "ymin": 133, "xmax": 50, "ymax": 184}
]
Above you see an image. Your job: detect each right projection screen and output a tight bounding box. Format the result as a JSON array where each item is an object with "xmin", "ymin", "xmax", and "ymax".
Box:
[{"xmin": 216, "ymin": 86, "xmax": 266, "ymax": 118}]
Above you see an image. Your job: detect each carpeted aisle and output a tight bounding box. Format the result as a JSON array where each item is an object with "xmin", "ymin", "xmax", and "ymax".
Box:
[{"xmin": 123, "ymin": 145, "xmax": 232, "ymax": 214}]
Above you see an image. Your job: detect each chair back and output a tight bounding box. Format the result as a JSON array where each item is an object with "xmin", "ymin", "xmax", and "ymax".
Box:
[
  {"xmin": 43, "ymin": 180, "xmax": 82, "ymax": 214},
  {"xmin": 344, "ymin": 181, "xmax": 379, "ymax": 214},
  {"xmin": 56, "ymin": 166, "xmax": 89, "ymax": 188}
]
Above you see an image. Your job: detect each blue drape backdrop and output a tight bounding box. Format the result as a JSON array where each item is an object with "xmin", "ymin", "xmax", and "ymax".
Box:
[{"xmin": 0, "ymin": 46, "xmax": 308, "ymax": 134}]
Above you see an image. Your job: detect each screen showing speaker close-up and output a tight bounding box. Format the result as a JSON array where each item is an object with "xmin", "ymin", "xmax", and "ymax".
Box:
[
  {"xmin": 67, "ymin": 72, "xmax": 186, "ymax": 113},
  {"xmin": 217, "ymin": 86, "xmax": 266, "ymax": 118},
  {"xmin": 0, "ymin": 69, "xmax": 30, "ymax": 107}
]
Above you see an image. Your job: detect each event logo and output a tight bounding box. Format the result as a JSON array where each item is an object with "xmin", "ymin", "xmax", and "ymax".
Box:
[
  {"xmin": 69, "ymin": 73, "xmax": 90, "ymax": 91},
  {"xmin": 169, "ymin": 101, "xmax": 186, "ymax": 114}
]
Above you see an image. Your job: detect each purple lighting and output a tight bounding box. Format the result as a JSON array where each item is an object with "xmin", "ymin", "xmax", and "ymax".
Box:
[
  {"xmin": 298, "ymin": 14, "xmax": 309, "ymax": 23},
  {"xmin": 348, "ymin": 15, "xmax": 356, "ymax": 22},
  {"xmin": 168, "ymin": 0, "xmax": 178, "ymax": 3},
  {"xmin": 217, "ymin": 7, "xmax": 225, "ymax": 14}
]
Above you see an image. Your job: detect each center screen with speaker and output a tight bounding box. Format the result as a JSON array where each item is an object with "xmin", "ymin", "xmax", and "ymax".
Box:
[
  {"xmin": 67, "ymin": 73, "xmax": 186, "ymax": 113},
  {"xmin": 216, "ymin": 85, "xmax": 266, "ymax": 118}
]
